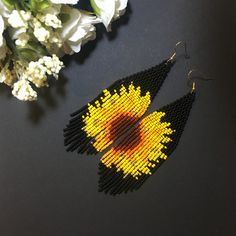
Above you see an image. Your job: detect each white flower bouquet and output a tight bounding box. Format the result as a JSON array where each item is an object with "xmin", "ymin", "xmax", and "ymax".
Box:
[{"xmin": 0, "ymin": 0, "xmax": 128, "ymax": 101}]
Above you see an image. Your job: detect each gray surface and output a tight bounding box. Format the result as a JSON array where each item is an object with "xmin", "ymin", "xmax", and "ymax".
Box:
[{"xmin": 0, "ymin": 0, "xmax": 235, "ymax": 235}]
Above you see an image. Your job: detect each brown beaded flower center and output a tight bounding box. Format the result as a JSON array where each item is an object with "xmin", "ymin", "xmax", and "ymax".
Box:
[{"xmin": 109, "ymin": 114, "xmax": 142, "ymax": 152}]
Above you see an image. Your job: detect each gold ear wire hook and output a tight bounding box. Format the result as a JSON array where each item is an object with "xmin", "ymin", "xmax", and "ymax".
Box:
[
  {"xmin": 187, "ymin": 69, "xmax": 213, "ymax": 93},
  {"xmin": 168, "ymin": 41, "xmax": 190, "ymax": 62}
]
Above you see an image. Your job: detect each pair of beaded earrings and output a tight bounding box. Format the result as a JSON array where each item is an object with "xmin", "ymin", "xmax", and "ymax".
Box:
[{"xmin": 64, "ymin": 42, "xmax": 202, "ymax": 195}]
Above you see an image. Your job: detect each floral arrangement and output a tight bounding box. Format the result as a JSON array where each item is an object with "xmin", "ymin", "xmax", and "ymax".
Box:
[{"xmin": 0, "ymin": 0, "xmax": 128, "ymax": 101}]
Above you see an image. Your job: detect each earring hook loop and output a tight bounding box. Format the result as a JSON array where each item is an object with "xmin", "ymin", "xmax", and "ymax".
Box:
[
  {"xmin": 168, "ymin": 41, "xmax": 190, "ymax": 62},
  {"xmin": 187, "ymin": 69, "xmax": 213, "ymax": 92}
]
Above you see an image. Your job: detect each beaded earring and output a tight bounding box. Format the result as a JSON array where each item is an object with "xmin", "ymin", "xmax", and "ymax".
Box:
[
  {"xmin": 98, "ymin": 72, "xmax": 199, "ymax": 195},
  {"xmin": 64, "ymin": 42, "xmax": 189, "ymax": 154}
]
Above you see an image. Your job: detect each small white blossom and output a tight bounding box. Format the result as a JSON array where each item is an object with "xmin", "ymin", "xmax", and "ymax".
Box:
[
  {"xmin": 42, "ymin": 54, "xmax": 64, "ymax": 78},
  {"xmin": 26, "ymin": 61, "xmax": 48, "ymax": 88},
  {"xmin": 33, "ymin": 19, "xmax": 50, "ymax": 42},
  {"xmin": 12, "ymin": 80, "xmax": 37, "ymax": 101},
  {"xmin": 37, "ymin": 13, "xmax": 62, "ymax": 29},
  {"xmin": 8, "ymin": 10, "xmax": 31, "ymax": 29},
  {"xmin": 34, "ymin": 27, "xmax": 50, "ymax": 42},
  {"xmin": 24, "ymin": 55, "xmax": 64, "ymax": 88}
]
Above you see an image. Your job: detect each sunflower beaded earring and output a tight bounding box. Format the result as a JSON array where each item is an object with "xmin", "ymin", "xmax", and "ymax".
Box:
[
  {"xmin": 64, "ymin": 42, "xmax": 189, "ymax": 154},
  {"xmin": 98, "ymin": 72, "xmax": 198, "ymax": 195}
]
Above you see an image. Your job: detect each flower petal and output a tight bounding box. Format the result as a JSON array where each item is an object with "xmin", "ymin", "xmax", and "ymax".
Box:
[
  {"xmin": 0, "ymin": 15, "xmax": 4, "ymax": 46},
  {"xmin": 60, "ymin": 7, "xmax": 81, "ymax": 40},
  {"xmin": 91, "ymin": 0, "xmax": 116, "ymax": 30}
]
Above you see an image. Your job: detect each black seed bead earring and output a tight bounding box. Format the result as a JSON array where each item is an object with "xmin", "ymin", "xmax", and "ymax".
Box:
[
  {"xmin": 98, "ymin": 69, "xmax": 212, "ymax": 195},
  {"xmin": 64, "ymin": 42, "xmax": 189, "ymax": 155}
]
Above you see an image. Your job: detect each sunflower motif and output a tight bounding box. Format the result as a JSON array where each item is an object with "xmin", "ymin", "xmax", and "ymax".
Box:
[
  {"xmin": 101, "ymin": 112, "xmax": 174, "ymax": 179},
  {"xmin": 82, "ymin": 83, "xmax": 151, "ymax": 152}
]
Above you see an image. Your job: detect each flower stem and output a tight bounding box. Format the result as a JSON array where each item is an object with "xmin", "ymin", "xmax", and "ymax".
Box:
[{"xmin": 90, "ymin": 0, "xmax": 101, "ymax": 16}]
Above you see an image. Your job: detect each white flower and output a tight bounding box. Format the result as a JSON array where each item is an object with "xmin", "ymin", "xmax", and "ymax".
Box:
[
  {"xmin": 49, "ymin": 0, "xmax": 79, "ymax": 4},
  {"xmin": 42, "ymin": 54, "xmax": 64, "ymax": 78},
  {"xmin": 0, "ymin": 0, "xmax": 128, "ymax": 102},
  {"xmin": 37, "ymin": 13, "xmax": 62, "ymax": 29},
  {"xmin": 34, "ymin": 27, "xmax": 50, "ymax": 42},
  {"xmin": 114, "ymin": 0, "xmax": 128, "ymax": 19},
  {"xmin": 24, "ymin": 55, "xmax": 64, "ymax": 88},
  {"xmin": 12, "ymin": 80, "xmax": 37, "ymax": 101},
  {"xmin": 91, "ymin": 0, "xmax": 128, "ymax": 31},
  {"xmin": 8, "ymin": 10, "xmax": 31, "ymax": 28},
  {"xmin": 60, "ymin": 7, "xmax": 99, "ymax": 54},
  {"xmin": 26, "ymin": 61, "xmax": 48, "ymax": 88},
  {"xmin": 33, "ymin": 19, "xmax": 50, "ymax": 42}
]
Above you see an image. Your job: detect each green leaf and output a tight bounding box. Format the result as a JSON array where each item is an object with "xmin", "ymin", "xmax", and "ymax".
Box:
[
  {"xmin": 29, "ymin": 0, "xmax": 37, "ymax": 11},
  {"xmin": 37, "ymin": 0, "xmax": 51, "ymax": 12},
  {"xmin": 17, "ymin": 48, "xmax": 39, "ymax": 62},
  {"xmin": 29, "ymin": 0, "xmax": 51, "ymax": 12},
  {"xmin": 27, "ymin": 41, "xmax": 48, "ymax": 56},
  {"xmin": 2, "ymin": 0, "xmax": 17, "ymax": 10},
  {"xmin": 58, "ymin": 13, "xmax": 70, "ymax": 24},
  {"xmin": 27, "ymin": 41, "xmax": 47, "ymax": 56}
]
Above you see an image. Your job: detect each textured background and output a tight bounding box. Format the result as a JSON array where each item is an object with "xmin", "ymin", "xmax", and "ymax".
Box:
[{"xmin": 0, "ymin": 0, "xmax": 235, "ymax": 235}]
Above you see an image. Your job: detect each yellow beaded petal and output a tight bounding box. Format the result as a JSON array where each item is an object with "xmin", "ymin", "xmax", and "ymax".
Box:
[{"xmin": 83, "ymin": 84, "xmax": 151, "ymax": 152}]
